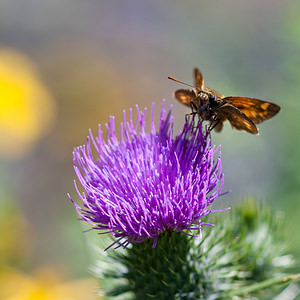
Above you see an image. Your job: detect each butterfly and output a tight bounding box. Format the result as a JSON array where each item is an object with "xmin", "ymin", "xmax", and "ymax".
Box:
[{"xmin": 169, "ymin": 68, "xmax": 281, "ymax": 135}]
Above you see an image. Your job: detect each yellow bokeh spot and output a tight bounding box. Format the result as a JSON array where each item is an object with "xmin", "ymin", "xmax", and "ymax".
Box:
[
  {"xmin": 0, "ymin": 48, "xmax": 56, "ymax": 159},
  {"xmin": 0, "ymin": 268, "xmax": 101, "ymax": 300}
]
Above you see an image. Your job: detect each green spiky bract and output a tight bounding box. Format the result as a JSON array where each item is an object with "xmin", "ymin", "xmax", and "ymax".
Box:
[{"xmin": 93, "ymin": 199, "xmax": 298, "ymax": 299}]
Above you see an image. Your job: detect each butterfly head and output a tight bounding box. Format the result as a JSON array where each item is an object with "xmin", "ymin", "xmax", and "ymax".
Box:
[{"xmin": 193, "ymin": 91, "xmax": 217, "ymax": 119}]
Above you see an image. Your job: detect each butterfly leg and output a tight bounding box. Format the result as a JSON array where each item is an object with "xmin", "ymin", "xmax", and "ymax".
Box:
[
  {"xmin": 205, "ymin": 115, "xmax": 220, "ymax": 138},
  {"xmin": 185, "ymin": 100, "xmax": 198, "ymax": 123},
  {"xmin": 185, "ymin": 111, "xmax": 197, "ymax": 123},
  {"xmin": 209, "ymin": 118, "xmax": 220, "ymax": 132}
]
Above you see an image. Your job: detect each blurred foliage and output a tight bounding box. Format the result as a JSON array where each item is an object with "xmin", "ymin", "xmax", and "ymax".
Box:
[
  {"xmin": 0, "ymin": 195, "xmax": 31, "ymax": 267},
  {"xmin": 0, "ymin": 197, "xmax": 100, "ymax": 300},
  {"xmin": 275, "ymin": 0, "xmax": 300, "ymax": 259}
]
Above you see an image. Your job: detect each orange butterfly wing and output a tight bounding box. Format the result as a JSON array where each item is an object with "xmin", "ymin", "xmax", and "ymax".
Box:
[
  {"xmin": 194, "ymin": 68, "xmax": 204, "ymax": 90},
  {"xmin": 223, "ymin": 97, "xmax": 281, "ymax": 125},
  {"xmin": 217, "ymin": 104, "xmax": 259, "ymax": 135},
  {"xmin": 174, "ymin": 89, "xmax": 196, "ymax": 107}
]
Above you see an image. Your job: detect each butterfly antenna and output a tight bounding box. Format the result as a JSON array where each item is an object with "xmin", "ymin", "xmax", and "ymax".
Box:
[{"xmin": 168, "ymin": 76, "xmax": 200, "ymax": 90}]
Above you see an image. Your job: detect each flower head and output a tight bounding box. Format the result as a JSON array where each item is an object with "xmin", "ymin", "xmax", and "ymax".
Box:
[{"xmin": 69, "ymin": 101, "xmax": 226, "ymax": 249}]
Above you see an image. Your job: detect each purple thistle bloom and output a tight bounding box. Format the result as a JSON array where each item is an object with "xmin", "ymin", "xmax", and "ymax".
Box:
[{"xmin": 68, "ymin": 101, "xmax": 227, "ymax": 249}]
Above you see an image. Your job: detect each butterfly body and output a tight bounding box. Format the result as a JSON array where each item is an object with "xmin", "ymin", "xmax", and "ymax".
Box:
[{"xmin": 171, "ymin": 68, "xmax": 281, "ymax": 135}]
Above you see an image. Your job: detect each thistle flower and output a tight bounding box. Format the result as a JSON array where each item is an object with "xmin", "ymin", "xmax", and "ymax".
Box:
[{"xmin": 69, "ymin": 101, "xmax": 227, "ymax": 249}]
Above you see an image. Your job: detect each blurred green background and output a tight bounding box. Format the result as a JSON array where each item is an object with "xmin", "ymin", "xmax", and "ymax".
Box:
[{"xmin": 0, "ymin": 0, "xmax": 299, "ymax": 298}]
